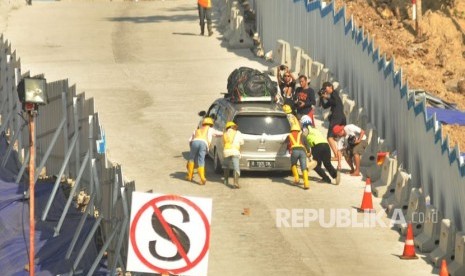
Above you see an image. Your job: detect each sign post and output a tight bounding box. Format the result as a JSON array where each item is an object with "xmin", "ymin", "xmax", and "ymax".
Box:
[
  {"xmin": 17, "ymin": 77, "xmax": 47, "ymax": 275},
  {"xmin": 28, "ymin": 111, "xmax": 35, "ymax": 276}
]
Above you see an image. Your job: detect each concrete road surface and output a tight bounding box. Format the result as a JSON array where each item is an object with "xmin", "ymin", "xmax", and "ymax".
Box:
[{"xmin": 4, "ymin": 0, "xmax": 437, "ymax": 275}]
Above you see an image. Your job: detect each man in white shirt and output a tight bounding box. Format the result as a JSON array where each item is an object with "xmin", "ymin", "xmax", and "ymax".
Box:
[{"xmin": 332, "ymin": 124, "xmax": 367, "ymax": 177}]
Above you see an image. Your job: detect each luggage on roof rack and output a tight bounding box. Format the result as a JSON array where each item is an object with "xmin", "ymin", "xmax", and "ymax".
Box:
[{"xmin": 226, "ymin": 67, "xmax": 278, "ymax": 102}]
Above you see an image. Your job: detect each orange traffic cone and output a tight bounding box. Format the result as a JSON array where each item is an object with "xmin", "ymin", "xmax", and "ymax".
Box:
[
  {"xmin": 400, "ymin": 223, "xmax": 419, "ymax": 259},
  {"xmin": 359, "ymin": 177, "xmax": 374, "ymax": 212},
  {"xmin": 439, "ymin": 259, "xmax": 449, "ymax": 276}
]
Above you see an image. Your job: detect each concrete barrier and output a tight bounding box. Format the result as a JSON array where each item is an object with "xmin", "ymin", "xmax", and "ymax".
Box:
[
  {"xmin": 366, "ymin": 162, "xmax": 382, "ymax": 183},
  {"xmin": 348, "ymin": 103, "xmax": 360, "ymax": 125},
  {"xmin": 299, "ymin": 53, "xmax": 312, "ymax": 78},
  {"xmin": 241, "ymin": 0, "xmax": 251, "ymax": 10},
  {"xmin": 428, "ymin": 219, "xmax": 456, "ymax": 267},
  {"xmin": 217, "ymin": 0, "xmax": 226, "ymax": 11},
  {"xmin": 356, "ymin": 107, "xmax": 368, "ymax": 130},
  {"xmin": 308, "ymin": 62, "xmax": 323, "ymax": 90},
  {"xmin": 363, "ymin": 141, "xmax": 389, "ymax": 182},
  {"xmin": 218, "ymin": 0, "xmax": 232, "ymax": 30},
  {"xmin": 377, "ymin": 165, "xmax": 400, "ymax": 202},
  {"xmin": 360, "ymin": 124, "xmax": 377, "ymax": 171},
  {"xmin": 398, "ymin": 187, "xmax": 425, "ymax": 236},
  {"xmin": 223, "ymin": 6, "xmax": 239, "ymax": 40},
  {"xmin": 318, "ymin": 67, "xmax": 330, "ymax": 90},
  {"xmin": 290, "ymin": 46, "xmax": 303, "ymax": 76},
  {"xmin": 321, "ymin": 109, "xmax": 331, "ymax": 123},
  {"xmin": 339, "ymin": 91, "xmax": 348, "ymax": 106},
  {"xmin": 268, "ymin": 39, "xmax": 291, "ymax": 76},
  {"xmin": 384, "ymin": 169, "xmax": 412, "ymax": 216},
  {"xmin": 377, "ymin": 138, "xmax": 389, "ymax": 153},
  {"xmin": 372, "ymin": 156, "xmax": 397, "ymax": 198},
  {"xmin": 414, "ymin": 204, "xmax": 442, "ymax": 253},
  {"xmin": 228, "ymin": 15, "xmax": 254, "ymax": 49},
  {"xmin": 449, "ymin": 232, "xmax": 465, "ymax": 276},
  {"xmin": 342, "ymin": 98, "xmax": 355, "ymax": 124}
]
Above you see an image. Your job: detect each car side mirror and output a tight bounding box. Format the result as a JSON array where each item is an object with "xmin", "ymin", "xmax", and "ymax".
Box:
[{"xmin": 198, "ymin": 111, "xmax": 206, "ymax": 117}]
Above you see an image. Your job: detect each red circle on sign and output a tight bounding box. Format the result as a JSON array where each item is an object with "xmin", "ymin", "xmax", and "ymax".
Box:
[{"xmin": 130, "ymin": 194, "xmax": 210, "ymax": 274}]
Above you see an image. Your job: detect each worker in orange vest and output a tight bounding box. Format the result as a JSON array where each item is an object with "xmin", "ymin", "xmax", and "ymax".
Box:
[
  {"xmin": 197, "ymin": 0, "xmax": 213, "ymax": 36},
  {"xmin": 186, "ymin": 117, "xmax": 222, "ymax": 184},
  {"xmin": 286, "ymin": 124, "xmax": 311, "ymax": 189},
  {"xmin": 222, "ymin": 121, "xmax": 244, "ymax": 188}
]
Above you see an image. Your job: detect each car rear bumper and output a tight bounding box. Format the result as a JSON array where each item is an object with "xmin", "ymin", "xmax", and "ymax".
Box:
[{"xmin": 238, "ymin": 153, "xmax": 291, "ymax": 171}]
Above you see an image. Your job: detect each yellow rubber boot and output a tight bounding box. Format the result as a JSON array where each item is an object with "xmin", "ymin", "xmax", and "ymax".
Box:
[
  {"xmin": 291, "ymin": 165, "xmax": 299, "ymax": 184},
  {"xmin": 185, "ymin": 161, "xmax": 195, "ymax": 181},
  {"xmin": 303, "ymin": 169, "xmax": 310, "ymax": 190},
  {"xmin": 198, "ymin": 166, "xmax": 207, "ymax": 185}
]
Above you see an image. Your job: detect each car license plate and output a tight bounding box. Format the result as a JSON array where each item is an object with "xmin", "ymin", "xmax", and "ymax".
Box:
[{"xmin": 249, "ymin": 161, "xmax": 275, "ymax": 168}]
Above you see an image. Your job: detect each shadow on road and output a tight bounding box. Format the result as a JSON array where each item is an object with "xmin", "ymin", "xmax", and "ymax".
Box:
[
  {"xmin": 106, "ymin": 14, "xmax": 198, "ymax": 23},
  {"xmin": 172, "ymin": 32, "xmax": 200, "ymax": 36}
]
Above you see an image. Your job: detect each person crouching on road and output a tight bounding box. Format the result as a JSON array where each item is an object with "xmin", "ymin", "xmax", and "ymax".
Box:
[
  {"xmin": 186, "ymin": 117, "xmax": 223, "ymax": 185},
  {"xmin": 332, "ymin": 124, "xmax": 367, "ymax": 177},
  {"xmin": 286, "ymin": 124, "xmax": 311, "ymax": 190},
  {"xmin": 222, "ymin": 121, "xmax": 244, "ymax": 188},
  {"xmin": 301, "ymin": 116, "xmax": 341, "ymax": 185}
]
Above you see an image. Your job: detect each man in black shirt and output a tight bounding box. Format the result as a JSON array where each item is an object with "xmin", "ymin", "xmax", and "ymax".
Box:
[
  {"xmin": 295, "ymin": 75, "xmax": 316, "ymax": 125},
  {"xmin": 320, "ymin": 82, "xmax": 346, "ymax": 168}
]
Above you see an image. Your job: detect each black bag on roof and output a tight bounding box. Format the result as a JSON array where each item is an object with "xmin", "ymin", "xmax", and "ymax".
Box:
[{"xmin": 226, "ymin": 67, "xmax": 278, "ymax": 102}]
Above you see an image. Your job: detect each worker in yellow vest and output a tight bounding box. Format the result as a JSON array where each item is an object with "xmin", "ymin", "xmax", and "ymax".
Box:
[
  {"xmin": 301, "ymin": 115, "xmax": 341, "ymax": 185},
  {"xmin": 286, "ymin": 124, "xmax": 311, "ymax": 189},
  {"xmin": 186, "ymin": 117, "xmax": 223, "ymax": 184},
  {"xmin": 197, "ymin": 0, "xmax": 213, "ymax": 36},
  {"xmin": 222, "ymin": 121, "xmax": 244, "ymax": 188}
]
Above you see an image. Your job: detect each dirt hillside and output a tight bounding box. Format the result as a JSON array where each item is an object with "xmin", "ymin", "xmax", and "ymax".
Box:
[{"xmin": 335, "ymin": 0, "xmax": 465, "ymax": 154}]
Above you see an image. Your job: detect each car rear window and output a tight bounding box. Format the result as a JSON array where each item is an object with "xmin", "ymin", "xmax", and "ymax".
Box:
[{"xmin": 234, "ymin": 115, "xmax": 290, "ymax": 135}]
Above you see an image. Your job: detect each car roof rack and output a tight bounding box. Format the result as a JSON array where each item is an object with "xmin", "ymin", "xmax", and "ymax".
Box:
[
  {"xmin": 235, "ymin": 96, "xmax": 273, "ymax": 102},
  {"xmin": 222, "ymin": 92, "xmax": 273, "ymax": 103}
]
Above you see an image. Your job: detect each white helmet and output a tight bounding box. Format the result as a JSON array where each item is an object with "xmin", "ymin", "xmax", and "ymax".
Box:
[{"xmin": 300, "ymin": 115, "xmax": 312, "ymax": 126}]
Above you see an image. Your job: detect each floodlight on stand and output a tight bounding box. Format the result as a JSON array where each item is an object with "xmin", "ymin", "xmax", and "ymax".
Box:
[
  {"xmin": 17, "ymin": 77, "xmax": 47, "ymax": 111},
  {"xmin": 16, "ymin": 76, "xmax": 47, "ymax": 276}
]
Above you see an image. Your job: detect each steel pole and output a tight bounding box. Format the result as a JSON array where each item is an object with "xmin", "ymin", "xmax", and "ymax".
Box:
[{"xmin": 28, "ymin": 112, "xmax": 35, "ymax": 276}]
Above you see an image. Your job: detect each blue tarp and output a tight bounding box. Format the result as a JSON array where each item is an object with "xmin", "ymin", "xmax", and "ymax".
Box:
[
  {"xmin": 427, "ymin": 107, "xmax": 465, "ymax": 126},
  {"xmin": 0, "ymin": 135, "xmax": 107, "ymax": 275},
  {"xmin": 0, "ymin": 180, "xmax": 102, "ymax": 275}
]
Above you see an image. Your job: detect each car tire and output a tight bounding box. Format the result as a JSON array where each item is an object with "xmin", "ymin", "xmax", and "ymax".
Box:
[{"xmin": 213, "ymin": 149, "xmax": 223, "ymax": 174}]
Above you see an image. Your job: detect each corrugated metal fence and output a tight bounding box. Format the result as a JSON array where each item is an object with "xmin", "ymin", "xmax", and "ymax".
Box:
[
  {"xmin": 254, "ymin": 0, "xmax": 465, "ymax": 230},
  {"xmin": 0, "ymin": 34, "xmax": 133, "ymax": 274}
]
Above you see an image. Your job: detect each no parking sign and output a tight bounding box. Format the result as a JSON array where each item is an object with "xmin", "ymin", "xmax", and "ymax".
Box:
[{"xmin": 127, "ymin": 192, "xmax": 212, "ymax": 275}]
